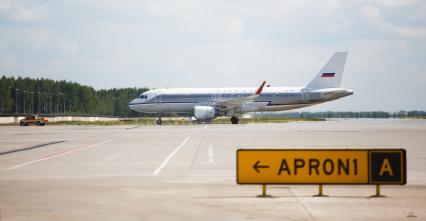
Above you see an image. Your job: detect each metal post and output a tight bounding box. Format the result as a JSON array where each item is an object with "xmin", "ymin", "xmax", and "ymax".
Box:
[
  {"xmin": 56, "ymin": 93, "xmax": 59, "ymax": 115},
  {"xmin": 30, "ymin": 92, "xmax": 32, "ymax": 113},
  {"xmin": 313, "ymin": 184, "xmax": 328, "ymax": 197},
  {"xmin": 44, "ymin": 93, "xmax": 47, "ymax": 114},
  {"xmin": 257, "ymin": 184, "xmax": 272, "ymax": 198},
  {"xmin": 38, "ymin": 92, "xmax": 40, "ymax": 114},
  {"xmin": 370, "ymin": 185, "xmax": 385, "ymax": 198},
  {"xmin": 15, "ymin": 89, "xmax": 18, "ymax": 115},
  {"xmin": 49, "ymin": 93, "xmax": 52, "ymax": 114},
  {"xmin": 23, "ymin": 91, "xmax": 26, "ymax": 114}
]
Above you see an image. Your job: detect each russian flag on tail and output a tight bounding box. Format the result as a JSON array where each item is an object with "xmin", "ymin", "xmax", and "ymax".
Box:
[{"xmin": 321, "ymin": 72, "xmax": 335, "ymax": 78}]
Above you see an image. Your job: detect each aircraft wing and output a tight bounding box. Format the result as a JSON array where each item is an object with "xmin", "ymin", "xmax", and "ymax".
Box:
[{"xmin": 215, "ymin": 81, "xmax": 266, "ymax": 110}]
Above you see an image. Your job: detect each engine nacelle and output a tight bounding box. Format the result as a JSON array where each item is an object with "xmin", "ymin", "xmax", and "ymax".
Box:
[{"xmin": 194, "ymin": 106, "xmax": 216, "ymax": 120}]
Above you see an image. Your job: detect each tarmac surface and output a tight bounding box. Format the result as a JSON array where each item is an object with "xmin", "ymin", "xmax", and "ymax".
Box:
[{"xmin": 0, "ymin": 119, "xmax": 425, "ymax": 220}]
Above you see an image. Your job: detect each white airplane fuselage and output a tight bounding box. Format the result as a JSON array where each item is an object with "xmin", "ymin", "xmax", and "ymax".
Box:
[
  {"xmin": 129, "ymin": 87, "xmax": 353, "ymax": 114},
  {"xmin": 128, "ymin": 52, "xmax": 353, "ymax": 123}
]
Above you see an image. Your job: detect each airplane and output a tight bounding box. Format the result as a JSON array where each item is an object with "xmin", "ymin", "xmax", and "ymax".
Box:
[{"xmin": 129, "ymin": 52, "xmax": 353, "ymax": 124}]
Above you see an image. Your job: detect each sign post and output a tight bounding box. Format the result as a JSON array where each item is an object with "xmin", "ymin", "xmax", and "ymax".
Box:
[
  {"xmin": 313, "ymin": 184, "xmax": 327, "ymax": 197},
  {"xmin": 257, "ymin": 184, "xmax": 272, "ymax": 198},
  {"xmin": 237, "ymin": 149, "xmax": 406, "ymax": 197}
]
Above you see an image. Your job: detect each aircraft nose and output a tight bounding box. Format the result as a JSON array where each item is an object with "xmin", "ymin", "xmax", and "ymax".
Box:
[{"xmin": 129, "ymin": 98, "xmax": 139, "ymax": 111}]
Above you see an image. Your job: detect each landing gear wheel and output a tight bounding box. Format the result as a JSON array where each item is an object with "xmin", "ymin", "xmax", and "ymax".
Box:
[
  {"xmin": 230, "ymin": 116, "xmax": 239, "ymax": 124},
  {"xmin": 156, "ymin": 118, "xmax": 162, "ymax": 125}
]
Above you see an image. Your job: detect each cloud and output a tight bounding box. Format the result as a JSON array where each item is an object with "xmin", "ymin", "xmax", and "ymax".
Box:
[
  {"xmin": 329, "ymin": 21, "xmax": 351, "ymax": 34},
  {"xmin": 361, "ymin": 5, "xmax": 426, "ymax": 38},
  {"xmin": 27, "ymin": 29, "xmax": 52, "ymax": 50},
  {"xmin": 396, "ymin": 26, "xmax": 426, "ymax": 37},
  {"xmin": 0, "ymin": 53, "xmax": 17, "ymax": 68},
  {"xmin": 0, "ymin": 1, "xmax": 425, "ymax": 111},
  {"xmin": 361, "ymin": 5, "xmax": 382, "ymax": 21},
  {"xmin": 0, "ymin": 0, "xmax": 49, "ymax": 22},
  {"xmin": 409, "ymin": 3, "xmax": 426, "ymax": 21},
  {"xmin": 375, "ymin": 0, "xmax": 418, "ymax": 7}
]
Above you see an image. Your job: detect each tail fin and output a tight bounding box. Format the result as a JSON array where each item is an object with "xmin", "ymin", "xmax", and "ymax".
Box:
[{"xmin": 306, "ymin": 52, "xmax": 348, "ymax": 90}]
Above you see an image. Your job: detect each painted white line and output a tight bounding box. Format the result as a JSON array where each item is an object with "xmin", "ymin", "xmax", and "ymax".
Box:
[
  {"xmin": 99, "ymin": 147, "xmax": 135, "ymax": 164},
  {"xmin": 1, "ymin": 140, "xmax": 112, "ymax": 171},
  {"xmin": 204, "ymin": 125, "xmax": 208, "ymax": 130},
  {"xmin": 0, "ymin": 174, "xmax": 150, "ymax": 180},
  {"xmin": 203, "ymin": 144, "xmax": 214, "ymax": 165},
  {"xmin": 152, "ymin": 137, "xmax": 189, "ymax": 176}
]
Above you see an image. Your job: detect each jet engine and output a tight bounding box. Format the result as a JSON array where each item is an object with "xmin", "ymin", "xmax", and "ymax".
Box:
[{"xmin": 194, "ymin": 106, "xmax": 216, "ymax": 120}]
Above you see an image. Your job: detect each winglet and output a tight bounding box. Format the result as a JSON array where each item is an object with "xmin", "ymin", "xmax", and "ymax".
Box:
[{"xmin": 255, "ymin": 81, "xmax": 266, "ymax": 95}]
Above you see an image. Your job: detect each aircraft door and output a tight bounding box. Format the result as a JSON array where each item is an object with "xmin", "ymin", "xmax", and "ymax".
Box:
[
  {"xmin": 154, "ymin": 93, "xmax": 162, "ymax": 103},
  {"xmin": 212, "ymin": 90, "xmax": 221, "ymax": 101},
  {"xmin": 301, "ymin": 88, "xmax": 309, "ymax": 103}
]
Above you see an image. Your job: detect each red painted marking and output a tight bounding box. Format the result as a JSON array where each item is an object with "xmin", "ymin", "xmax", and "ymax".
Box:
[{"xmin": 255, "ymin": 81, "xmax": 266, "ymax": 95}]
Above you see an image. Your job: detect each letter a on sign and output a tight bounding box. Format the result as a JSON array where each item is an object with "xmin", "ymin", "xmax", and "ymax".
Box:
[
  {"xmin": 370, "ymin": 150, "xmax": 406, "ymax": 184},
  {"xmin": 379, "ymin": 159, "xmax": 394, "ymax": 176}
]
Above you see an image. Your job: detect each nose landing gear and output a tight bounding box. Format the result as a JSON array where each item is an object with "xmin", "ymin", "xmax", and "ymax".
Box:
[
  {"xmin": 230, "ymin": 116, "xmax": 239, "ymax": 124},
  {"xmin": 156, "ymin": 118, "xmax": 162, "ymax": 125}
]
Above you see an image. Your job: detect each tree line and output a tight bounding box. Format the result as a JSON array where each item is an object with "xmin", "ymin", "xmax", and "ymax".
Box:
[
  {"xmin": 1, "ymin": 75, "xmax": 425, "ymax": 118},
  {"xmin": 0, "ymin": 76, "xmax": 148, "ymax": 117}
]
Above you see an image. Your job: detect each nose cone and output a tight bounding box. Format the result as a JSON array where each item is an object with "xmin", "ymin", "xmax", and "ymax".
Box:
[{"xmin": 128, "ymin": 98, "xmax": 139, "ymax": 111}]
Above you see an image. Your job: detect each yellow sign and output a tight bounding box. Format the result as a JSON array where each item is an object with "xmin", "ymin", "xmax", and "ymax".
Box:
[{"xmin": 237, "ymin": 149, "xmax": 406, "ymax": 185}]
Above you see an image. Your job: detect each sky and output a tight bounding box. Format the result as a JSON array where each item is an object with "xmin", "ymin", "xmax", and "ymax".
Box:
[{"xmin": 0, "ymin": 0, "xmax": 425, "ymax": 111}]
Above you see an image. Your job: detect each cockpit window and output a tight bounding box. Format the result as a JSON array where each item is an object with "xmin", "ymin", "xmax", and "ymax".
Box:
[{"xmin": 139, "ymin": 95, "xmax": 148, "ymax": 99}]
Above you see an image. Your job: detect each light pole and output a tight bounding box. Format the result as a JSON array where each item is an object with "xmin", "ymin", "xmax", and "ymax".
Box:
[
  {"xmin": 44, "ymin": 92, "xmax": 48, "ymax": 114},
  {"xmin": 49, "ymin": 93, "xmax": 52, "ymax": 114},
  {"xmin": 30, "ymin": 92, "xmax": 33, "ymax": 114},
  {"xmin": 56, "ymin": 93, "xmax": 59, "ymax": 115},
  {"xmin": 58, "ymin": 93, "xmax": 64, "ymax": 114},
  {"xmin": 23, "ymin": 90, "xmax": 26, "ymax": 114},
  {"xmin": 38, "ymin": 92, "xmax": 41, "ymax": 114},
  {"xmin": 15, "ymin": 88, "xmax": 19, "ymax": 115}
]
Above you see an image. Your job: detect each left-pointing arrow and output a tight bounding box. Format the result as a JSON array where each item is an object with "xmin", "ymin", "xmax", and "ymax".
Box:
[{"xmin": 253, "ymin": 161, "xmax": 270, "ymax": 173}]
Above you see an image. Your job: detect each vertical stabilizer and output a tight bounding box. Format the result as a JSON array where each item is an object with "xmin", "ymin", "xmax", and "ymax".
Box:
[{"xmin": 306, "ymin": 52, "xmax": 348, "ymax": 90}]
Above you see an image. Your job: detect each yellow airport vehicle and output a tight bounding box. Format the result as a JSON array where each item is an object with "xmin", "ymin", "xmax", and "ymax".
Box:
[{"xmin": 19, "ymin": 115, "xmax": 49, "ymax": 126}]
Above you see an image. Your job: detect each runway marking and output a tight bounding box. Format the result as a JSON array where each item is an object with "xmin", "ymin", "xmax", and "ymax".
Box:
[
  {"xmin": 126, "ymin": 126, "xmax": 141, "ymax": 130},
  {"xmin": 152, "ymin": 137, "xmax": 189, "ymax": 176},
  {"xmin": 0, "ymin": 140, "xmax": 112, "ymax": 171},
  {"xmin": 0, "ymin": 140, "xmax": 66, "ymax": 156},
  {"xmin": 203, "ymin": 144, "xmax": 214, "ymax": 165},
  {"xmin": 0, "ymin": 174, "xmax": 151, "ymax": 180},
  {"xmin": 99, "ymin": 147, "xmax": 136, "ymax": 164}
]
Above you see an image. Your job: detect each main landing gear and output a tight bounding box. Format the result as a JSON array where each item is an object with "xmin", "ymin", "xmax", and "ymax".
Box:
[
  {"xmin": 156, "ymin": 115, "xmax": 162, "ymax": 125},
  {"xmin": 230, "ymin": 116, "xmax": 239, "ymax": 124}
]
